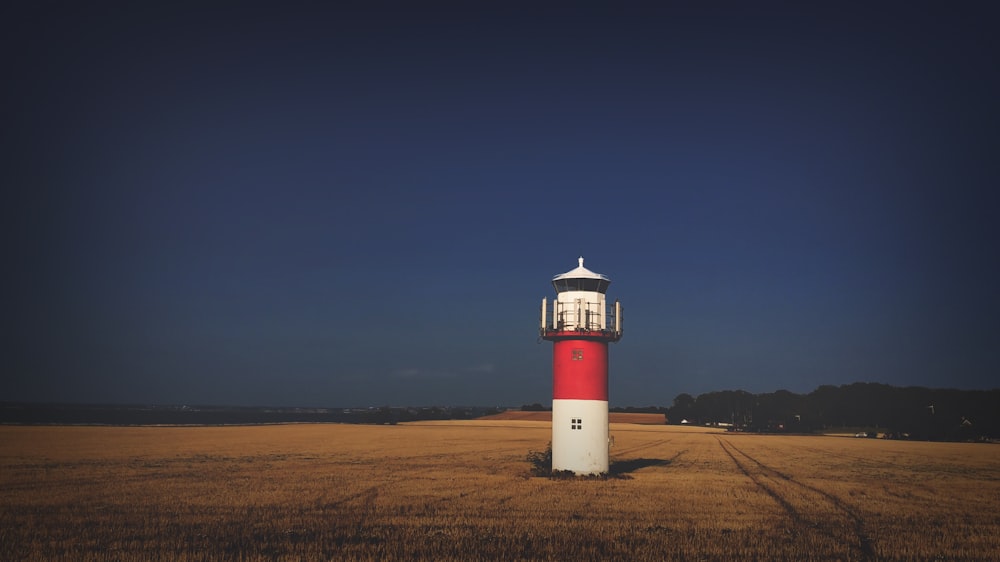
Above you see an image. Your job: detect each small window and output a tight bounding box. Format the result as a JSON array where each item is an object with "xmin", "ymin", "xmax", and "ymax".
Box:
[
  {"xmin": 572, "ymin": 349, "xmax": 584, "ymax": 361},
  {"xmin": 571, "ymin": 418, "xmax": 582, "ymax": 430}
]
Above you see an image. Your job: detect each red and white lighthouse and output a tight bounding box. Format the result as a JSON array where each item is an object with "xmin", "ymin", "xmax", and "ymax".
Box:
[{"xmin": 540, "ymin": 257, "xmax": 623, "ymax": 475}]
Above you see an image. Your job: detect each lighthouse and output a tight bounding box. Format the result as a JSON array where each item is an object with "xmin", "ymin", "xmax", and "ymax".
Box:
[{"xmin": 540, "ymin": 257, "xmax": 623, "ymax": 475}]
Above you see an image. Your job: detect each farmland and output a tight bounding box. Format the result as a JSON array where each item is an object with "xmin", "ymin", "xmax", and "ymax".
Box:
[{"xmin": 1, "ymin": 422, "xmax": 998, "ymax": 561}]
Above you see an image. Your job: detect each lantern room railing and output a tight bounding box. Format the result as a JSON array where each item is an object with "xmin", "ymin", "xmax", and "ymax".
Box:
[{"xmin": 540, "ymin": 297, "xmax": 622, "ymax": 340}]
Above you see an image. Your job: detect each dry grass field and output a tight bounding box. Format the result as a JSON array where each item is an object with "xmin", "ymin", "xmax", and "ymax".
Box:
[
  {"xmin": 1, "ymin": 421, "xmax": 998, "ymax": 561},
  {"xmin": 478, "ymin": 410, "xmax": 666, "ymax": 424}
]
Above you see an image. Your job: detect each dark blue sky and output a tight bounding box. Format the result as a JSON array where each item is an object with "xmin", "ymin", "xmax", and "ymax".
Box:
[{"xmin": 5, "ymin": 2, "xmax": 998, "ymax": 407}]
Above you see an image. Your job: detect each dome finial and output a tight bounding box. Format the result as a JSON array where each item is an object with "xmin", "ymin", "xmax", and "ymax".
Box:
[{"xmin": 578, "ymin": 256, "xmax": 584, "ymax": 268}]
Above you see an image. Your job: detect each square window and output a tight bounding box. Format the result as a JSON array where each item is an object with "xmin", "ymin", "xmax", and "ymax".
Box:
[
  {"xmin": 572, "ymin": 349, "xmax": 584, "ymax": 361},
  {"xmin": 571, "ymin": 418, "xmax": 582, "ymax": 430}
]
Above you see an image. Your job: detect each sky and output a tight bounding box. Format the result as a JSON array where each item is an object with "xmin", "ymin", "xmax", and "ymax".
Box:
[{"xmin": 4, "ymin": 2, "xmax": 998, "ymax": 407}]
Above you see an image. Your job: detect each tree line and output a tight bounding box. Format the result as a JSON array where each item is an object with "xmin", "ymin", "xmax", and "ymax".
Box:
[{"xmin": 663, "ymin": 383, "xmax": 999, "ymax": 441}]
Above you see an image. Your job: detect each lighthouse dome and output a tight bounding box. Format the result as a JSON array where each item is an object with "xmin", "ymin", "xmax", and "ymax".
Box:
[{"xmin": 552, "ymin": 257, "xmax": 610, "ymax": 294}]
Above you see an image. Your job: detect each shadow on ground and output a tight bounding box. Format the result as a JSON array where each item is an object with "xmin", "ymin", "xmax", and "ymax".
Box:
[{"xmin": 609, "ymin": 458, "xmax": 672, "ymax": 475}]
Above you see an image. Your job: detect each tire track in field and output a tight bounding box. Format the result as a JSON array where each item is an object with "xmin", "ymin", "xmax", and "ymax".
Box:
[
  {"xmin": 716, "ymin": 437, "xmax": 875, "ymax": 561},
  {"xmin": 612, "ymin": 438, "xmax": 671, "ymax": 457},
  {"xmin": 327, "ymin": 483, "xmax": 384, "ymax": 509}
]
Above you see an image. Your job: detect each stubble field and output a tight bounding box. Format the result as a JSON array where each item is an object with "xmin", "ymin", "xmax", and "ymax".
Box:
[{"xmin": 1, "ymin": 421, "xmax": 998, "ymax": 561}]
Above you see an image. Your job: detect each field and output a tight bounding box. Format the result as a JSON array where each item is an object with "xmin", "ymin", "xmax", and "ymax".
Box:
[
  {"xmin": 1, "ymin": 422, "xmax": 998, "ymax": 561},
  {"xmin": 478, "ymin": 410, "xmax": 666, "ymax": 424}
]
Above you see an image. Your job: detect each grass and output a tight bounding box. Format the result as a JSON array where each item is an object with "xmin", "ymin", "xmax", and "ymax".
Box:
[{"xmin": 1, "ymin": 421, "xmax": 998, "ymax": 560}]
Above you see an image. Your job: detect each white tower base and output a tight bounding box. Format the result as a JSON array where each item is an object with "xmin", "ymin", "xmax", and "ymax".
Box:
[{"xmin": 552, "ymin": 399, "xmax": 609, "ymax": 474}]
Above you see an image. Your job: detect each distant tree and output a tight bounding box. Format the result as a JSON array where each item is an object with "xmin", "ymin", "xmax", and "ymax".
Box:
[
  {"xmin": 673, "ymin": 393, "xmax": 695, "ymax": 409},
  {"xmin": 667, "ymin": 393, "xmax": 695, "ymax": 424},
  {"xmin": 754, "ymin": 389, "xmax": 806, "ymax": 431},
  {"xmin": 697, "ymin": 390, "xmax": 755, "ymax": 427}
]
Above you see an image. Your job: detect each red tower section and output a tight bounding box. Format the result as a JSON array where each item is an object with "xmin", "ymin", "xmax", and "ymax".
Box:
[{"xmin": 551, "ymin": 339, "xmax": 609, "ymax": 401}]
